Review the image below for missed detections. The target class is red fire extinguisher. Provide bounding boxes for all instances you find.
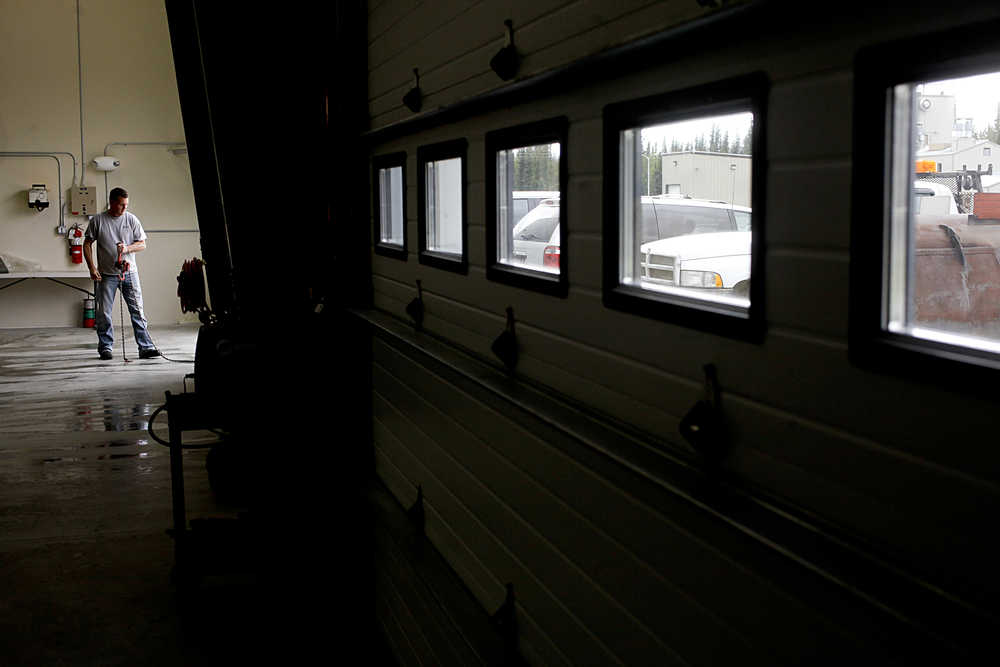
[68,225,84,264]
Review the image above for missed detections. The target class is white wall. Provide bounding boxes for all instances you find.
[0,0,200,327]
[915,93,956,146]
[661,153,752,206]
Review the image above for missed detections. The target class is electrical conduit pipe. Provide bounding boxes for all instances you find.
[0,153,65,230]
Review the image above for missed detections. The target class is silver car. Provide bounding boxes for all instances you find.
[511,191,560,226]
[512,201,560,273]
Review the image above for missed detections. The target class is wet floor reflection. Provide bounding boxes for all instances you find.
[39,438,154,465]
[64,398,156,432]
[98,398,152,432]
[35,441,170,481]
[12,395,184,484]
[41,450,150,462]
[0,397,163,433]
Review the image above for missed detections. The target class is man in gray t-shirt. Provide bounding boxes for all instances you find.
[83,187,160,360]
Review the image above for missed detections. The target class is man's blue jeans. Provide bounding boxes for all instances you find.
[95,272,155,352]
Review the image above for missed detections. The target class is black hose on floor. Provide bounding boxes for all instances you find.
[118,275,195,364]
[147,403,223,449]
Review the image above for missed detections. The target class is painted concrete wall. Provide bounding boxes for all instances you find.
[0,0,200,328]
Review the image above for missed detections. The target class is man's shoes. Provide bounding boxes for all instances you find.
[99,349,113,360]
[138,348,161,359]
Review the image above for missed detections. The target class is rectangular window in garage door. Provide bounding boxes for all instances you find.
[372,152,407,260]
[485,117,568,296]
[418,139,468,274]
[603,73,767,341]
[852,21,1000,380]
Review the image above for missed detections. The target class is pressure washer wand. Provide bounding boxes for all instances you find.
[117,244,131,364]
[112,246,194,364]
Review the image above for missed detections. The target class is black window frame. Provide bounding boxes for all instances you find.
[372,151,408,261]
[602,72,768,342]
[417,138,468,274]
[485,117,569,297]
[851,20,1000,386]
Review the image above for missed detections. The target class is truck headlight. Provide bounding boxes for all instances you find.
[679,270,723,288]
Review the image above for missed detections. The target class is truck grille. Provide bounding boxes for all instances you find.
[641,253,675,284]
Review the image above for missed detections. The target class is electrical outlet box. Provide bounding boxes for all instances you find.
[28,184,49,210]
[71,186,97,215]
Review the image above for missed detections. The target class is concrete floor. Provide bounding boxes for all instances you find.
[0,323,394,665]
[0,324,263,665]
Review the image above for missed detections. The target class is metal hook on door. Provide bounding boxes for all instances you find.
[405,280,425,331]
[402,68,422,112]
[678,363,729,466]
[491,306,518,371]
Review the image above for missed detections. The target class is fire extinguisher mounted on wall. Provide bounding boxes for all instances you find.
[67,224,84,264]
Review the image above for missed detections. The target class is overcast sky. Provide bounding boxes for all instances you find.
[920,71,1000,131]
[640,112,753,152]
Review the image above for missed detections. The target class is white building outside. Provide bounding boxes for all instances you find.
[915,91,1000,174]
[917,137,999,174]
[659,152,752,207]
[915,93,958,147]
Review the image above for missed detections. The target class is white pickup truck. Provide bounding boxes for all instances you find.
[640,231,751,295]
[638,198,753,298]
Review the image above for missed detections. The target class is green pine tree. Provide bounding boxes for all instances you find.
[541,143,557,190]
[976,120,1000,145]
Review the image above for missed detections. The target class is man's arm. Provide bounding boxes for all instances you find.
[120,239,146,253]
[83,239,101,281]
